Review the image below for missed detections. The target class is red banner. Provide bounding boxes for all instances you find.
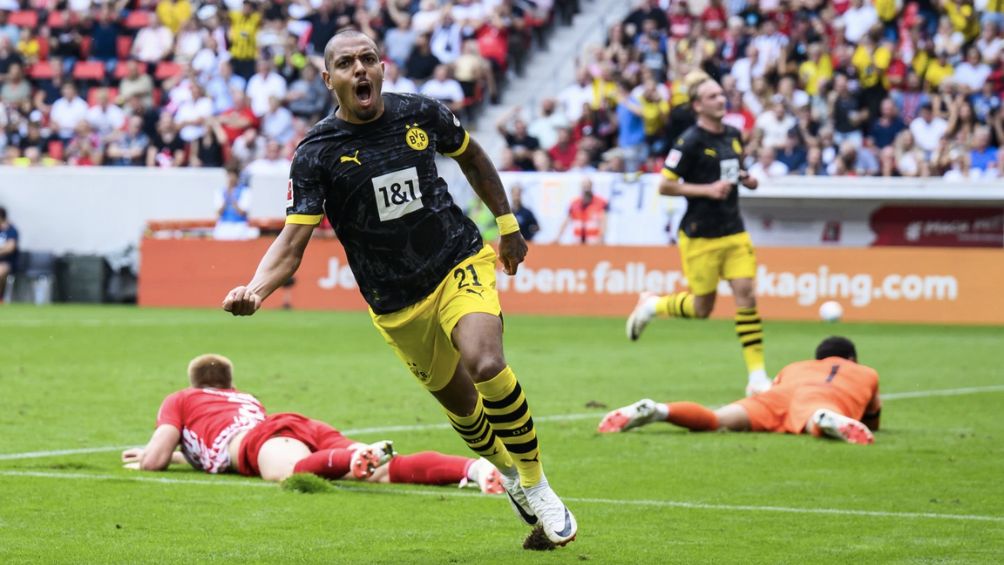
[870,206,1004,247]
[139,239,1004,324]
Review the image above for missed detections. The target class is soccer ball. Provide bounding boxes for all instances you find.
[818,301,843,323]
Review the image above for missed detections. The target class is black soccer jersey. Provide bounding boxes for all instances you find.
[286,92,484,314]
[662,124,746,239]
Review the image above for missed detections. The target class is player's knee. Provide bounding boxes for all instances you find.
[467,355,507,383]
[693,301,714,318]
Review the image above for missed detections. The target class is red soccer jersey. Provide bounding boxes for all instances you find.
[156,388,266,474]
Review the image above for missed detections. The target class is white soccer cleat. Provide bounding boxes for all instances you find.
[461,458,504,494]
[745,370,773,397]
[501,472,538,526]
[597,399,660,433]
[812,409,874,445]
[626,292,659,341]
[522,475,577,546]
[350,440,395,479]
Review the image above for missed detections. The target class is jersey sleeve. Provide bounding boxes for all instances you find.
[431,98,470,158]
[285,147,326,226]
[155,391,185,430]
[662,134,696,181]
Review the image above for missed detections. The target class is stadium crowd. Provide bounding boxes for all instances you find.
[495,0,1004,180]
[0,0,571,169]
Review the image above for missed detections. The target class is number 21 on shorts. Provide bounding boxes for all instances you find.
[372,166,424,221]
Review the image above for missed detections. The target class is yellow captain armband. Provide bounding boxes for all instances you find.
[496,213,520,236]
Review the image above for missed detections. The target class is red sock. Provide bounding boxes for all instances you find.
[292,448,354,479]
[387,452,471,485]
[666,402,719,431]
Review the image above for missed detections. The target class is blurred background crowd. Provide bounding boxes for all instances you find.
[1,0,1003,181]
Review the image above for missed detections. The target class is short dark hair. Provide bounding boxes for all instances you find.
[188,354,234,389]
[815,336,857,361]
[323,29,378,72]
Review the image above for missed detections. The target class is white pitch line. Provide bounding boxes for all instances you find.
[1,469,1001,524]
[2,384,1002,462]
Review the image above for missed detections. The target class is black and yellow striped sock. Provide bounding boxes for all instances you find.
[655,292,696,318]
[735,306,765,375]
[446,396,514,473]
[476,366,542,487]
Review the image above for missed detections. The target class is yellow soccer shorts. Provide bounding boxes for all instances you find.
[369,244,502,392]
[677,231,757,296]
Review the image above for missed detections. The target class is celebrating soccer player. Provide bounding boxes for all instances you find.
[122,354,504,493]
[221,31,576,546]
[599,336,881,445]
[626,73,771,397]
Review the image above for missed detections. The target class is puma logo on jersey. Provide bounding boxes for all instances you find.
[340,150,362,166]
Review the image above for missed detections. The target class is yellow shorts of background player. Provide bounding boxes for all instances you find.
[370,244,502,392]
[677,231,757,296]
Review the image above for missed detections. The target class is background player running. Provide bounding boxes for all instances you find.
[221,30,576,545]
[122,354,504,493]
[626,75,771,397]
[599,337,881,445]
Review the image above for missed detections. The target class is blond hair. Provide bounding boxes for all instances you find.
[187,354,234,389]
[685,71,714,104]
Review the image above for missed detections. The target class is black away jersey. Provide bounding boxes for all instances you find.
[286,92,484,313]
[662,124,746,238]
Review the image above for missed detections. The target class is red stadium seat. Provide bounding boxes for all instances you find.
[113,60,146,79]
[28,61,56,80]
[116,36,134,60]
[47,10,70,29]
[154,61,182,80]
[72,60,106,81]
[79,36,92,59]
[124,10,151,29]
[10,11,39,28]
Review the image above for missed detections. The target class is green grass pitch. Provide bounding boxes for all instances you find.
[1,305,1002,563]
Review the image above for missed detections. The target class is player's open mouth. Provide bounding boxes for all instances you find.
[356,81,373,106]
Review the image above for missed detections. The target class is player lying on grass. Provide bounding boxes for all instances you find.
[598,336,882,445]
[121,354,503,493]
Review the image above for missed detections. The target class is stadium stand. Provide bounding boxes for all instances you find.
[0,0,572,169]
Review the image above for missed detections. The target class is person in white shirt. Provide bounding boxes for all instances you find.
[730,44,764,93]
[748,146,790,182]
[50,83,90,141]
[976,22,1004,64]
[85,87,126,137]
[246,58,288,117]
[382,61,417,94]
[841,0,878,44]
[175,83,215,143]
[419,64,465,112]
[411,0,442,34]
[244,139,291,179]
[132,14,174,63]
[953,47,992,92]
[430,13,463,65]
[750,20,788,70]
[755,99,797,149]
[909,102,949,156]
[558,68,593,123]
[261,96,294,144]
[527,98,569,150]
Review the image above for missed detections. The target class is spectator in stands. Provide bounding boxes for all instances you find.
[892,130,929,177]
[976,22,1004,63]
[510,184,540,242]
[756,97,797,149]
[214,163,257,241]
[88,5,120,74]
[910,101,949,157]
[453,39,493,110]
[777,130,808,173]
[229,1,263,79]
[0,36,21,82]
[954,46,992,92]
[262,96,294,144]
[286,63,329,120]
[383,7,417,69]
[105,116,150,167]
[245,138,290,179]
[381,61,417,94]
[86,88,126,138]
[554,177,608,245]
[802,144,828,176]
[405,33,440,83]
[430,10,463,65]
[528,99,569,151]
[1,62,29,106]
[308,0,353,56]
[66,122,102,166]
[841,0,879,43]
[419,64,465,113]
[205,60,246,114]
[157,0,193,35]
[532,149,555,172]
[497,106,540,171]
[50,82,88,142]
[0,205,17,299]
[188,118,227,168]
[829,73,866,147]
[15,27,39,66]
[749,146,790,181]
[411,0,443,35]
[118,59,154,107]
[971,81,1001,124]
[147,114,186,167]
[869,98,907,149]
[968,126,1001,177]
[615,82,647,171]
[558,68,594,123]
[175,83,214,144]
[549,127,579,171]
[16,117,47,158]
[246,58,287,118]
[132,13,174,64]
[230,127,264,166]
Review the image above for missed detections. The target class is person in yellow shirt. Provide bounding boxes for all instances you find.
[229,1,264,80]
[799,43,833,97]
[923,50,955,91]
[156,0,193,35]
[943,0,980,44]
[852,36,892,90]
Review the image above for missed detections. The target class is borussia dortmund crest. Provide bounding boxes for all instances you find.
[405,124,429,150]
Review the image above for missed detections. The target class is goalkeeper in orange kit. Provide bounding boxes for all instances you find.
[598,337,882,445]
